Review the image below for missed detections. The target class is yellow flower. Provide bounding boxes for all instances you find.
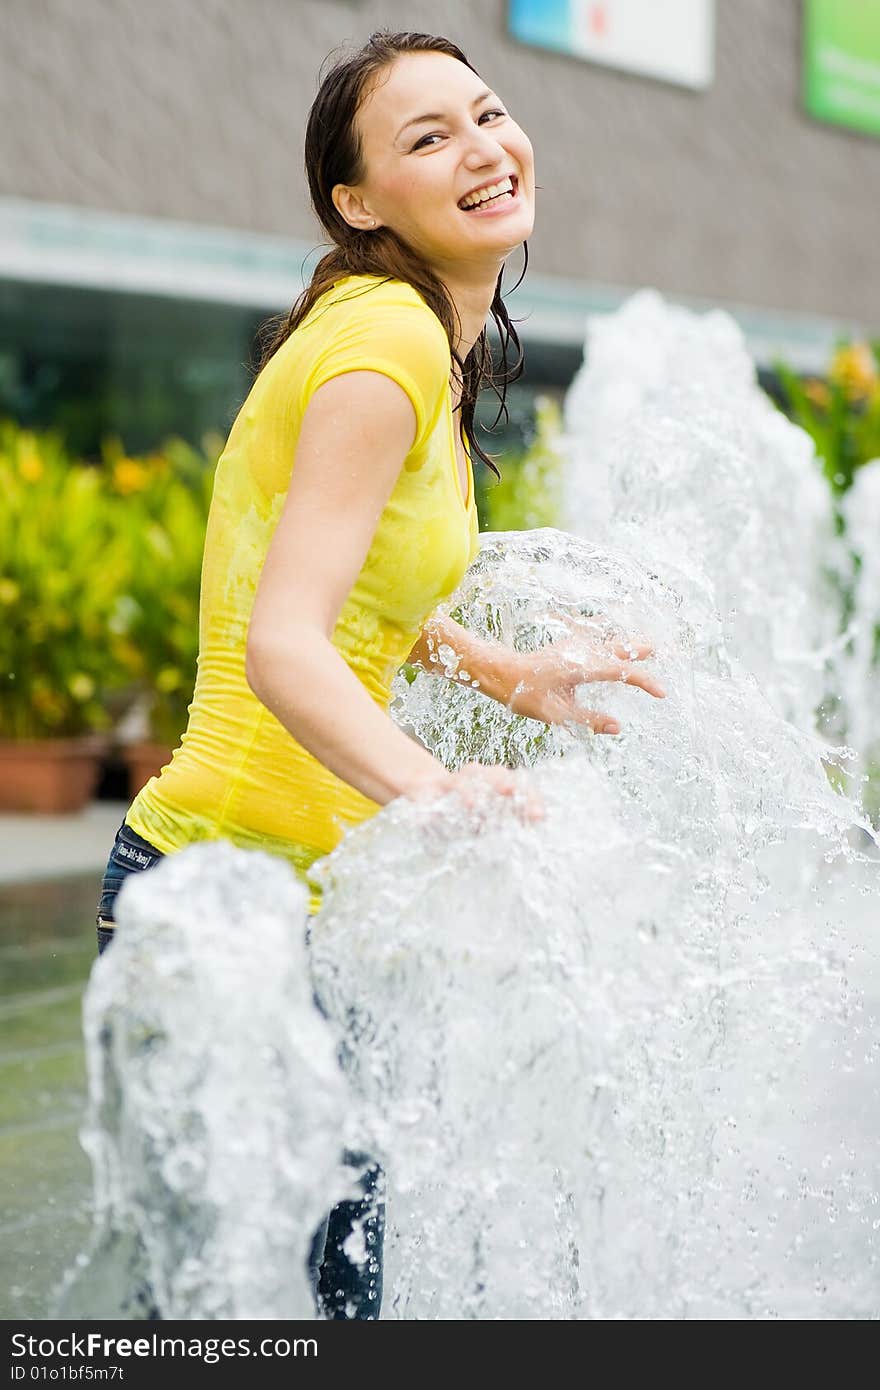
[18,438,44,483]
[68,672,96,702]
[0,579,20,605]
[829,342,878,403]
[112,458,150,495]
[804,378,831,410]
[155,665,182,693]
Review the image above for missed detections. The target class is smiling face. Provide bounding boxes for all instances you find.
[332,50,535,271]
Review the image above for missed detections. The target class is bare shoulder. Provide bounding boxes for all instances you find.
[249,365,420,649]
[300,367,421,467]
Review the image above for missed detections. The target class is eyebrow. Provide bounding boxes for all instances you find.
[395,89,495,142]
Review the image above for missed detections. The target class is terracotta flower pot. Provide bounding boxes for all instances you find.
[0,736,106,814]
[123,741,173,798]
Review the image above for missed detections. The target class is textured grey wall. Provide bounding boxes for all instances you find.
[3,0,878,324]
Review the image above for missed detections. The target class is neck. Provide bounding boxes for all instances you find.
[434,260,503,374]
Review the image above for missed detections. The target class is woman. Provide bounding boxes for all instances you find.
[95,30,665,1320]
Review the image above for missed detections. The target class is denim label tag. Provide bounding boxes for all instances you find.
[116,841,155,868]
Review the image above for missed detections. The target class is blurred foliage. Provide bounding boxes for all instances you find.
[0,422,133,739]
[476,394,565,533]
[0,419,218,744]
[774,338,880,820]
[100,432,220,747]
[774,338,880,499]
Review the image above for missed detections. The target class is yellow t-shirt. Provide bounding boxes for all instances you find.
[126,273,480,914]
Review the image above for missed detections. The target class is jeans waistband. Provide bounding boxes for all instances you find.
[97,820,164,930]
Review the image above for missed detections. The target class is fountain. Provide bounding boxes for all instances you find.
[62,292,880,1319]
[54,844,351,1320]
[837,459,880,823]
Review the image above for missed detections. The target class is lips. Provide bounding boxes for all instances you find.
[458,174,519,213]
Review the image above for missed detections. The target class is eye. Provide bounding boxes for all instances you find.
[412,109,508,151]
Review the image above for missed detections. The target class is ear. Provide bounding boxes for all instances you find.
[332,184,379,232]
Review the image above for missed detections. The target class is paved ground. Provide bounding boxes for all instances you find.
[0,802,127,1317]
[0,802,127,886]
[0,871,99,1319]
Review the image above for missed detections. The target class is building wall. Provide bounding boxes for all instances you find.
[2,0,879,327]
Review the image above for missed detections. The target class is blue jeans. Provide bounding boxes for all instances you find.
[96,819,385,1319]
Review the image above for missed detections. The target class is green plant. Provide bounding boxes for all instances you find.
[774,339,880,499]
[106,434,219,747]
[0,420,132,739]
[774,340,880,821]
[478,395,565,532]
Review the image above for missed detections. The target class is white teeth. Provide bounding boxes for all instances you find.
[459,177,515,210]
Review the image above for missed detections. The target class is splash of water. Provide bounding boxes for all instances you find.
[312,536,877,1318]
[55,844,351,1320]
[558,289,840,733]
[308,293,879,1318]
[836,459,880,820]
[64,292,880,1320]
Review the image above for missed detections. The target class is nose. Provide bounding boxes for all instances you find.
[463,122,510,167]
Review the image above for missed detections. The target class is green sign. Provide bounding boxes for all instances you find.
[804,0,880,138]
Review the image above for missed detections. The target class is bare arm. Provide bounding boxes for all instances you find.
[407,616,514,701]
[246,369,452,806]
[408,614,666,734]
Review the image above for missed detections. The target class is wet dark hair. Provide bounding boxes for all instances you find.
[255,29,528,479]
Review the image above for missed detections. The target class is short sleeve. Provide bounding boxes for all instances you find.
[297,286,451,455]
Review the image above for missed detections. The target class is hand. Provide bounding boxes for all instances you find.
[402,761,545,822]
[503,622,666,735]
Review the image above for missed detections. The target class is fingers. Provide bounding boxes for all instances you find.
[541,698,621,735]
[572,656,671,732]
[519,791,546,821]
[572,708,620,735]
[617,662,666,698]
[450,764,545,822]
[557,615,655,661]
[554,624,662,687]
[592,659,666,698]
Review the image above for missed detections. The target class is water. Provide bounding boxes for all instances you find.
[313,538,877,1318]
[62,291,880,1319]
[558,289,839,734]
[837,460,880,818]
[54,847,351,1320]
